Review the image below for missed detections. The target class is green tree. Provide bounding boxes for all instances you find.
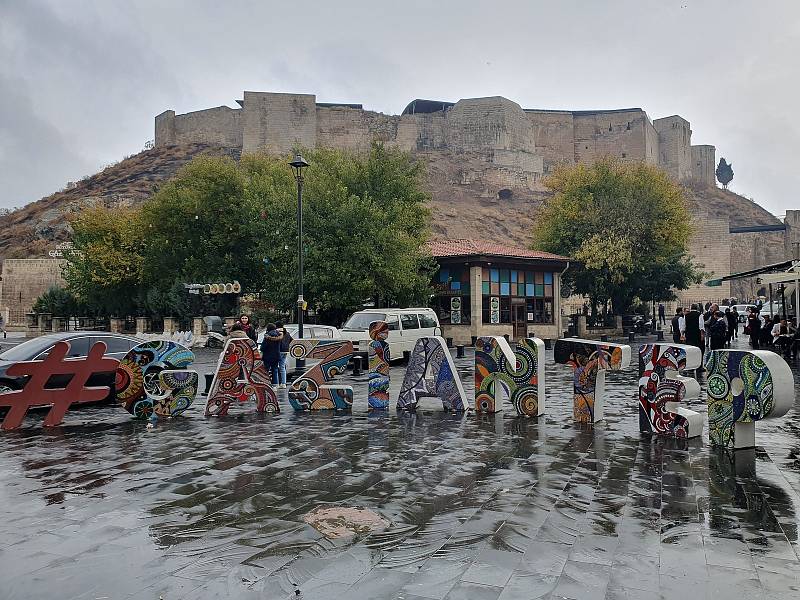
[716,158,734,189]
[64,144,434,324]
[32,287,81,316]
[532,158,703,314]
[63,206,145,316]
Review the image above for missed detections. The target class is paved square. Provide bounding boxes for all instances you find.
[1,338,799,599]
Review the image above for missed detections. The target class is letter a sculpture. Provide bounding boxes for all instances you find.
[554,338,631,423]
[205,337,279,416]
[638,343,703,438]
[474,336,545,416]
[704,349,793,449]
[368,321,390,410]
[398,337,467,411]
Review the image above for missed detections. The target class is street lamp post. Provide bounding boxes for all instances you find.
[289,154,309,369]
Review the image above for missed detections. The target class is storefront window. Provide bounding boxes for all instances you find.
[482,267,555,324]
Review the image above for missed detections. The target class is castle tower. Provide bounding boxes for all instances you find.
[690,144,716,187]
[653,115,692,181]
[241,91,317,153]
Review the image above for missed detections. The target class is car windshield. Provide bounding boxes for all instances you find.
[342,312,386,331]
[0,336,63,362]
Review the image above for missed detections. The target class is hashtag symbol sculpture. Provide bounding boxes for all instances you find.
[0,341,119,430]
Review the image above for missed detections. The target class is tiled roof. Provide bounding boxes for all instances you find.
[426,239,569,262]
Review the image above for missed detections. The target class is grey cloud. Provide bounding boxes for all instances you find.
[1,0,799,215]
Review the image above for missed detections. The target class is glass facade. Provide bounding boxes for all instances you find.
[433,266,471,325]
[480,267,554,324]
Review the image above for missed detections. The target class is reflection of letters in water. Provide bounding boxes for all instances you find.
[638,343,703,438]
[554,338,631,423]
[704,349,794,450]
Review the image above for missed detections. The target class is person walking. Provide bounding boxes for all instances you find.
[724,308,737,346]
[237,314,258,343]
[0,313,6,339]
[658,303,666,327]
[730,307,739,339]
[760,314,773,348]
[747,308,761,349]
[275,321,293,389]
[709,311,728,351]
[680,303,705,370]
[671,308,683,344]
[259,322,283,385]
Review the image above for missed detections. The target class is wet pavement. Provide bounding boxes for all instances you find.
[1,336,800,599]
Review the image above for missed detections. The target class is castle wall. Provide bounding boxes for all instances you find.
[524,111,574,174]
[644,118,659,166]
[654,116,692,181]
[677,214,731,305]
[729,230,787,300]
[444,97,536,154]
[784,210,800,260]
[573,110,650,165]
[316,106,407,152]
[0,259,66,326]
[241,92,317,154]
[691,145,716,187]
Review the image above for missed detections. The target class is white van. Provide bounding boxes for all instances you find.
[339,308,441,361]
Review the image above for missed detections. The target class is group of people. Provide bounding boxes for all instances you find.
[227,314,294,388]
[670,302,798,363]
[745,308,798,358]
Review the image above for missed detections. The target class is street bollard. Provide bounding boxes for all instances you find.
[503,334,510,342]
[600,334,609,342]
[470,336,477,346]
[656,330,665,341]
[361,356,369,371]
[456,345,465,358]
[628,331,635,343]
[351,358,361,376]
[544,338,552,350]
[446,337,453,348]
[202,372,214,396]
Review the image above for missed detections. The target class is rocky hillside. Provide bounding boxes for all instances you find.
[0,144,781,261]
[0,144,240,260]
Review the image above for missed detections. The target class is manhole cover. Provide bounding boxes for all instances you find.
[303,506,389,539]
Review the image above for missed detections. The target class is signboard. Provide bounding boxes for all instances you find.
[48,242,81,258]
[185,281,242,294]
[450,297,462,324]
[705,279,723,287]
[490,297,500,324]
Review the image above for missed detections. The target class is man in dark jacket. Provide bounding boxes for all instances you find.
[259,323,283,384]
[275,321,294,389]
[709,311,728,350]
[681,304,705,371]
[671,308,683,344]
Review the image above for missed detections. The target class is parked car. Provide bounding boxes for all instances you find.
[339,308,441,361]
[0,332,142,400]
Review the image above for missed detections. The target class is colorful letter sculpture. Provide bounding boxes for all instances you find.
[397,337,468,411]
[205,337,279,416]
[288,339,354,410]
[115,341,198,419]
[553,338,631,423]
[638,344,703,438]
[368,321,390,410]
[475,336,545,416]
[704,349,794,450]
[0,341,119,430]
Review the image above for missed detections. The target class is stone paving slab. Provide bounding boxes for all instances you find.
[0,338,799,599]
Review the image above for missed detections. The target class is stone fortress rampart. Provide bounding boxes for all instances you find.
[155,92,718,188]
[155,91,798,306]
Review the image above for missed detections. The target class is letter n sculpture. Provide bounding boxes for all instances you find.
[638,344,703,438]
[704,349,794,450]
[397,337,467,411]
[368,321,390,410]
[288,339,354,410]
[474,336,545,416]
[554,338,631,423]
[205,337,279,416]
[116,341,198,419]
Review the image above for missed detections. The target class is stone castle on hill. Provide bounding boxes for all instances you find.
[155,91,716,188]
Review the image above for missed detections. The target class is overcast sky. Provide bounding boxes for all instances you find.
[1,0,798,216]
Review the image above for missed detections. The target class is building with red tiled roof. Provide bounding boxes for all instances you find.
[426,239,570,343]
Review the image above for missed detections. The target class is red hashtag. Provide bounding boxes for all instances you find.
[0,341,119,430]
